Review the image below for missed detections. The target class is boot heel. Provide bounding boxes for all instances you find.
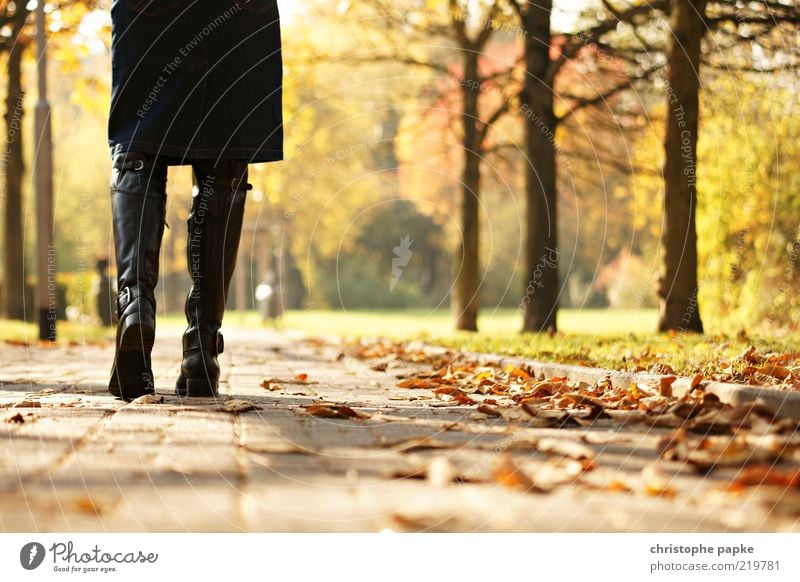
[119,318,155,352]
[180,378,218,398]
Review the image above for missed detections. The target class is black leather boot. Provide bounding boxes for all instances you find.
[108,152,168,400]
[176,160,250,398]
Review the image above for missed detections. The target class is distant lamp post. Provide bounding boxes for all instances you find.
[35,0,55,341]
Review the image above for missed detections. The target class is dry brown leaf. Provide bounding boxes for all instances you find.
[528,381,561,397]
[554,396,575,409]
[476,403,501,417]
[641,464,677,498]
[263,376,319,385]
[758,365,791,381]
[492,454,546,492]
[662,434,776,469]
[658,375,676,397]
[536,438,594,460]
[304,403,368,419]
[260,378,283,391]
[388,436,455,453]
[131,394,164,405]
[640,413,685,428]
[535,457,588,486]
[12,400,42,408]
[728,464,800,489]
[5,413,26,424]
[741,346,764,364]
[397,378,438,389]
[433,386,476,405]
[505,365,531,380]
[74,497,105,515]
[219,399,259,414]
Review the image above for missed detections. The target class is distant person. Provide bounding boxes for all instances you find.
[107,1,283,400]
[96,257,113,327]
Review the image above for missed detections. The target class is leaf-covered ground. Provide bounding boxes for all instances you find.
[327,337,800,497]
[428,332,800,390]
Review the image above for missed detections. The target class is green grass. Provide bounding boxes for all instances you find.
[265,308,798,378]
[0,319,115,344]
[0,308,657,343]
[3,308,797,379]
[276,307,658,337]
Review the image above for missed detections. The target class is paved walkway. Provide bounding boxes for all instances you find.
[1,328,798,532]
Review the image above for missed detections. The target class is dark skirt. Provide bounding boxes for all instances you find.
[108,0,283,163]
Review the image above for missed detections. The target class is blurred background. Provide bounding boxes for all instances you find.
[1,0,799,341]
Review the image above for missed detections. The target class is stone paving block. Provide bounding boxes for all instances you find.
[105,479,242,532]
[154,444,240,478]
[0,483,124,532]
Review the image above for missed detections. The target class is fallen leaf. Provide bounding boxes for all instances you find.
[741,346,763,364]
[642,464,677,498]
[295,373,309,382]
[304,403,368,419]
[536,438,595,460]
[535,457,588,486]
[492,454,546,492]
[758,365,791,381]
[263,376,319,385]
[505,365,531,380]
[5,413,25,424]
[260,379,283,391]
[476,403,501,417]
[661,433,776,469]
[658,375,676,397]
[12,400,42,408]
[131,394,164,405]
[74,497,105,515]
[397,378,438,389]
[219,399,259,414]
[387,436,455,453]
[433,386,476,405]
[728,464,800,489]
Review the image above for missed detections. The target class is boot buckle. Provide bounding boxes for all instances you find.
[116,286,151,316]
[116,287,132,316]
[215,332,225,355]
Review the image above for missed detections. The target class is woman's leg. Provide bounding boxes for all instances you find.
[108,151,168,400]
[177,159,249,397]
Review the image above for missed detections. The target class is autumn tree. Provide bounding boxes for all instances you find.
[327,0,517,330]
[656,0,800,332]
[1,1,30,320]
[507,0,668,332]
[1,0,100,320]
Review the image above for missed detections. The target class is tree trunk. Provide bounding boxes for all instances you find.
[521,0,559,333]
[3,38,27,321]
[454,54,481,331]
[658,0,706,333]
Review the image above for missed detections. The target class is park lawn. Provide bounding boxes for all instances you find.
[273,308,800,380]
[2,308,798,380]
[0,319,114,344]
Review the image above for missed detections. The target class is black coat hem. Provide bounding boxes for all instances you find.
[109,141,283,165]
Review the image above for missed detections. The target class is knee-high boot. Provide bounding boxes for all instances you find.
[108,152,168,399]
[176,160,249,397]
